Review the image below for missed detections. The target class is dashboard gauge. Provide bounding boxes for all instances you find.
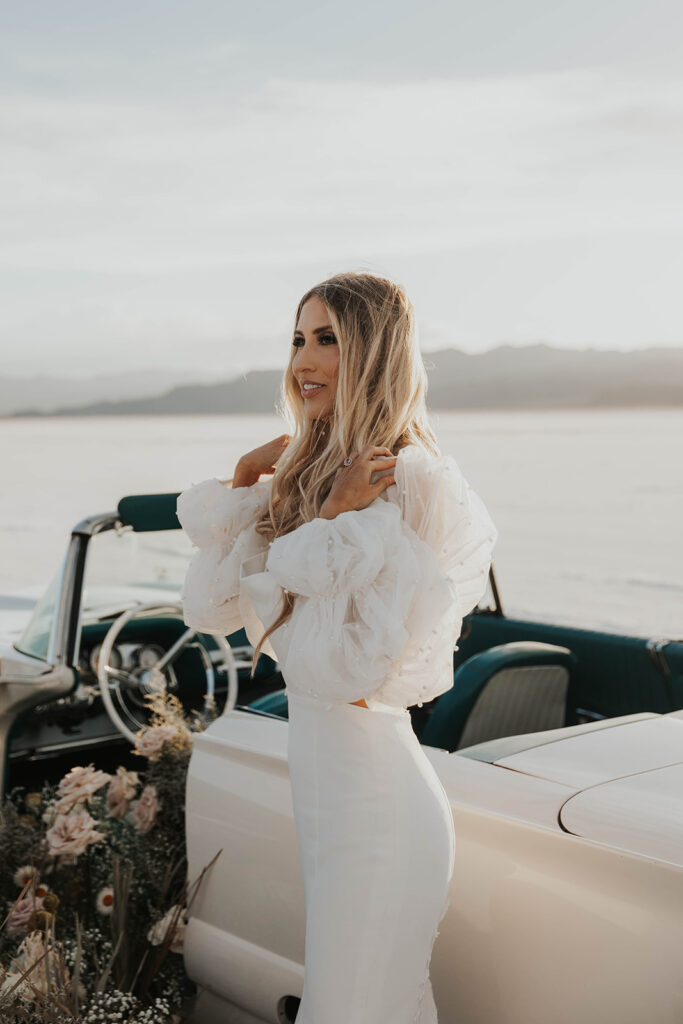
[89,643,123,675]
[136,644,164,670]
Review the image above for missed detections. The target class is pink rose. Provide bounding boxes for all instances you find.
[106,766,140,820]
[53,764,112,815]
[45,808,105,860]
[131,784,160,834]
[134,724,183,761]
[6,895,44,936]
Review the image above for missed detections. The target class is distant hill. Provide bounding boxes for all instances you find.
[420,343,683,409]
[8,343,683,417]
[0,368,218,418]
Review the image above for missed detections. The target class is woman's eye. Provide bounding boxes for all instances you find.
[292,334,337,347]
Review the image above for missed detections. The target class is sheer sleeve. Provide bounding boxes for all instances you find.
[176,477,271,636]
[371,444,499,706]
[264,444,498,707]
[389,443,498,624]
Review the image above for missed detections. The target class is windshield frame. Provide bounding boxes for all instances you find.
[15,507,195,667]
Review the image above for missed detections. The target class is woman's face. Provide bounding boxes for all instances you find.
[292,295,340,420]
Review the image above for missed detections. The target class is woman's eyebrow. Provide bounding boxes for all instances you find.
[293,325,333,336]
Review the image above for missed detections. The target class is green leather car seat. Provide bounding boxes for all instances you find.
[420,640,578,751]
[249,688,290,718]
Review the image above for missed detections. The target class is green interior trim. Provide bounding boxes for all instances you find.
[117,492,183,533]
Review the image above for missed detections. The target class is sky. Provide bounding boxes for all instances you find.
[2,0,682,380]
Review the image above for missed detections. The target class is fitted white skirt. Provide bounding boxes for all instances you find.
[286,690,456,1024]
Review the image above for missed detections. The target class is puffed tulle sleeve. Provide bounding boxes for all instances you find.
[388,443,499,629]
[371,443,499,706]
[264,444,498,707]
[176,477,272,636]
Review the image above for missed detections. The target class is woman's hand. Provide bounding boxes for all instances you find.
[229,433,291,488]
[319,445,397,518]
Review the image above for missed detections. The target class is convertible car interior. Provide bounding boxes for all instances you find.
[3,488,682,800]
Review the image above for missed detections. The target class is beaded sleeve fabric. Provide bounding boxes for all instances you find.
[176,444,498,708]
[176,477,272,638]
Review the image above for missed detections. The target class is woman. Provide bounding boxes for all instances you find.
[176,271,498,1023]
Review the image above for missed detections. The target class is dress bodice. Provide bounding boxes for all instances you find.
[176,443,498,709]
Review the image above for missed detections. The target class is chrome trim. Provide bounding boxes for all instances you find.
[222,643,256,670]
[9,731,126,759]
[48,511,121,670]
[488,565,504,616]
[71,510,122,538]
[45,545,69,667]
[646,637,677,677]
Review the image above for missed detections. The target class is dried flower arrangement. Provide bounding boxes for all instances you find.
[0,690,221,1023]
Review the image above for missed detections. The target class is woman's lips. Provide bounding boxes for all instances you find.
[301,384,326,397]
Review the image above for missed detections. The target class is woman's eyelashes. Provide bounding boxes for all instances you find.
[292,333,337,347]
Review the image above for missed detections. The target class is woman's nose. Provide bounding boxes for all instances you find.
[293,348,318,373]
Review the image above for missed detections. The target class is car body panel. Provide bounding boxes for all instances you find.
[493,714,683,787]
[560,762,683,868]
[184,708,683,1024]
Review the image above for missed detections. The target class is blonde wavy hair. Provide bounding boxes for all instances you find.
[248,270,440,675]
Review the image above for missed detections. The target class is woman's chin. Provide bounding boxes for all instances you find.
[305,405,333,422]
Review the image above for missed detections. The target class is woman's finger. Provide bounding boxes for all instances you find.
[368,454,397,467]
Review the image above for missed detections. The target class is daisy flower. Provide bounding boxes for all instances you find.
[96,886,114,915]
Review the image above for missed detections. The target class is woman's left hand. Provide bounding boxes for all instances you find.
[319,445,397,519]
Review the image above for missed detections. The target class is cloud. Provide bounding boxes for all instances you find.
[1,64,682,369]
[3,68,682,264]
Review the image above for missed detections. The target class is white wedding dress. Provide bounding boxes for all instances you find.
[177,443,498,1023]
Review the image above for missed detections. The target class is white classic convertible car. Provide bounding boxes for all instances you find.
[1,486,681,1024]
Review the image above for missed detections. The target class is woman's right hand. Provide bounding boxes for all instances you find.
[230,433,292,488]
[319,445,397,517]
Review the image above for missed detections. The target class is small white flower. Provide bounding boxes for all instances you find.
[13,864,39,888]
[147,904,187,953]
[96,886,114,915]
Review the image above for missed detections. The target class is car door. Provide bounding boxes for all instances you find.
[183,708,305,1021]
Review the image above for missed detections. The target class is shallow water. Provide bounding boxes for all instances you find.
[1,408,681,639]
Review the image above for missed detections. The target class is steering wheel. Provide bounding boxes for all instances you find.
[96,601,242,744]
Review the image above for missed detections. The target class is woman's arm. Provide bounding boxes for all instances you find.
[176,476,272,635]
[228,461,259,488]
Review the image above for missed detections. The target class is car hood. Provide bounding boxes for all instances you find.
[492,713,683,787]
[559,763,683,868]
[493,713,683,868]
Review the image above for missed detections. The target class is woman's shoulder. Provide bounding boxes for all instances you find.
[389,443,468,516]
[394,442,464,480]
[388,442,497,555]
